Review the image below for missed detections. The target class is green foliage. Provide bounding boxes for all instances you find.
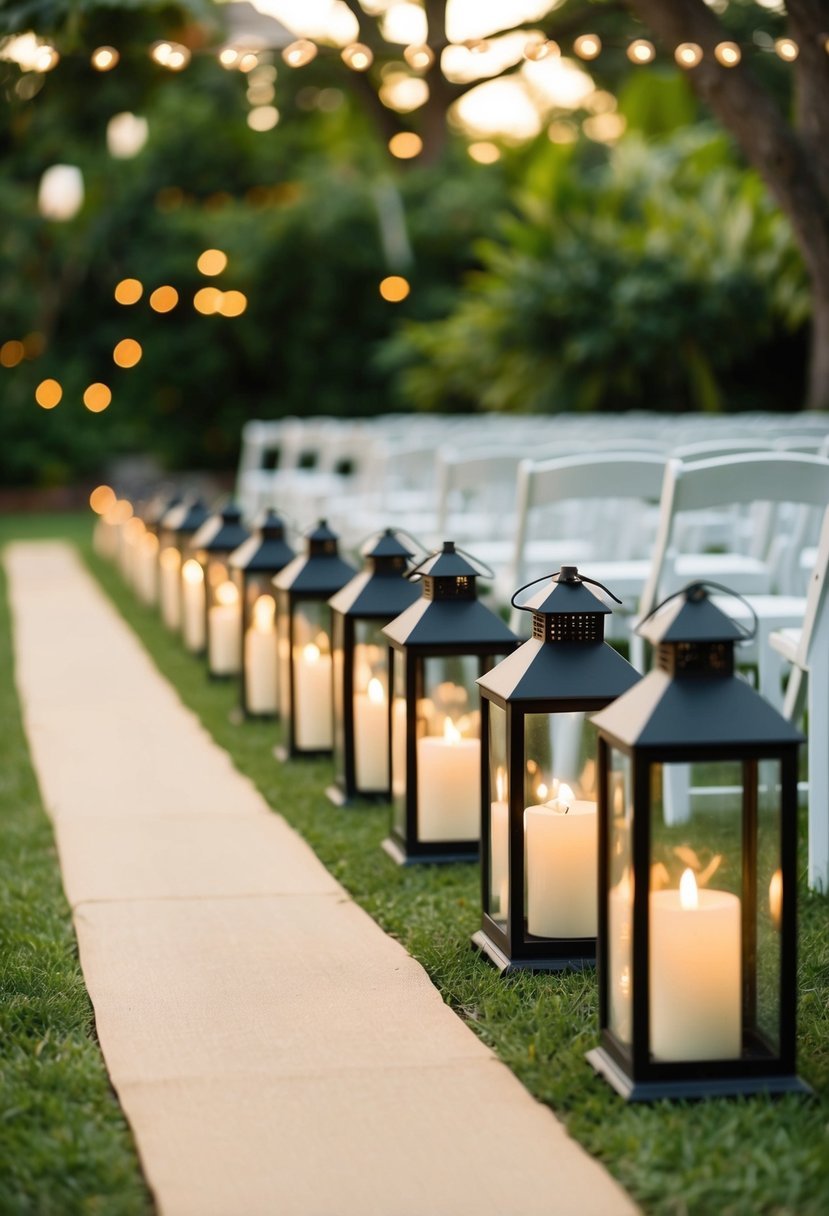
[384,131,809,415]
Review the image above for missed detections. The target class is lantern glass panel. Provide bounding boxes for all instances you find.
[757,762,783,1052]
[291,600,334,751]
[242,577,279,715]
[418,655,481,843]
[487,703,508,923]
[607,746,633,1048]
[352,621,390,793]
[332,613,346,780]
[391,653,410,837]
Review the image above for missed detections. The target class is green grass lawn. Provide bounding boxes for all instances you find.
[2,511,829,1216]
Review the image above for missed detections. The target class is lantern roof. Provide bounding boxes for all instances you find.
[415,540,481,580]
[638,583,746,647]
[229,510,294,573]
[478,635,638,704]
[142,490,181,529]
[329,529,419,617]
[591,666,803,750]
[521,566,613,617]
[383,596,517,650]
[191,501,250,554]
[163,497,210,535]
[273,519,356,595]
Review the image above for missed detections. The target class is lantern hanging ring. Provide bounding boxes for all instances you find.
[510,567,623,612]
[638,580,758,643]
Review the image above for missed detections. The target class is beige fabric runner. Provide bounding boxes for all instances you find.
[6,541,637,1216]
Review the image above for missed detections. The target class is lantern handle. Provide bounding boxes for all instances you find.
[406,545,496,582]
[637,581,758,643]
[510,569,623,612]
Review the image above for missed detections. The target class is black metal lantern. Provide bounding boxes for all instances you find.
[381,541,518,865]
[327,529,420,806]
[132,491,180,608]
[228,510,295,718]
[189,502,251,676]
[272,520,357,759]
[587,583,809,1101]
[157,497,210,633]
[473,567,640,973]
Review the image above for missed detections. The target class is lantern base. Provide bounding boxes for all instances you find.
[586,1047,813,1102]
[381,836,477,867]
[326,785,390,808]
[273,744,332,763]
[471,930,594,975]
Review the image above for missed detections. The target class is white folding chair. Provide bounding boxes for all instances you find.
[770,505,829,891]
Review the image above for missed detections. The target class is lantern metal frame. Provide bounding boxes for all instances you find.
[382,541,518,866]
[229,510,295,719]
[474,567,640,973]
[272,520,356,760]
[191,502,251,677]
[587,583,810,1101]
[327,529,420,806]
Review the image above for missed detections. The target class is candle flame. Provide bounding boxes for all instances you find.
[367,677,385,705]
[304,642,321,663]
[215,579,239,607]
[537,783,548,802]
[160,546,180,571]
[558,782,575,807]
[495,766,506,802]
[182,558,204,585]
[769,868,783,930]
[252,594,275,631]
[679,867,699,910]
[443,716,461,744]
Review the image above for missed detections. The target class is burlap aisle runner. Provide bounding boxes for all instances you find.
[6,541,637,1216]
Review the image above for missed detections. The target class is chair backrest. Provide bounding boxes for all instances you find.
[788,503,829,676]
[638,452,829,621]
[510,451,668,590]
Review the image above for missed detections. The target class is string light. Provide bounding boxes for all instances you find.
[388,131,423,159]
[379,275,410,302]
[35,378,62,409]
[715,42,741,67]
[342,43,373,71]
[114,278,143,305]
[33,44,59,72]
[113,338,142,368]
[627,40,655,65]
[197,249,228,276]
[151,41,190,70]
[775,38,799,62]
[219,47,239,68]
[149,285,179,313]
[282,40,317,68]
[0,340,25,368]
[194,286,222,314]
[403,44,434,71]
[89,485,116,514]
[573,34,602,61]
[467,141,500,164]
[218,290,247,316]
[91,46,119,71]
[84,382,112,412]
[675,42,703,68]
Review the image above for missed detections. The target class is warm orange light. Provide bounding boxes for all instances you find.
[627,39,655,65]
[219,47,239,68]
[342,43,373,71]
[367,677,386,706]
[113,338,142,368]
[33,45,59,72]
[238,52,259,73]
[35,378,62,409]
[715,41,741,67]
[0,340,24,368]
[573,34,601,60]
[388,131,423,159]
[403,44,434,71]
[149,285,179,313]
[91,46,119,71]
[775,38,799,62]
[197,248,228,276]
[443,716,462,744]
[679,868,699,910]
[152,41,190,70]
[379,275,410,302]
[468,141,500,164]
[218,290,247,317]
[89,484,117,515]
[115,278,143,305]
[182,558,204,585]
[675,42,703,68]
[282,39,317,68]
[194,286,223,315]
[769,869,783,930]
[109,499,133,524]
[524,38,559,62]
[22,331,45,358]
[252,594,276,631]
[84,382,112,412]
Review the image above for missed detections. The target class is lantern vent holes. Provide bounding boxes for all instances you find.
[657,641,734,676]
[534,612,603,643]
[424,574,475,601]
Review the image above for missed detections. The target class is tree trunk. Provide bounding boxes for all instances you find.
[628,0,829,409]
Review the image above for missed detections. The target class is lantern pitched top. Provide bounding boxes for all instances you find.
[329,528,419,617]
[362,527,415,565]
[273,518,356,595]
[522,566,613,617]
[415,540,481,580]
[638,582,747,647]
[229,509,294,574]
[191,500,250,554]
[163,496,210,535]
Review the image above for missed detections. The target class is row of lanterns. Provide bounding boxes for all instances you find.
[94,489,809,1103]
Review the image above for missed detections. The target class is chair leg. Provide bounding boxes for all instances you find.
[807,613,829,893]
[662,762,691,826]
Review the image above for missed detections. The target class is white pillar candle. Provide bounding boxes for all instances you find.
[136,533,159,605]
[294,642,333,749]
[417,717,480,842]
[391,696,408,798]
[525,783,597,938]
[490,767,509,916]
[650,868,741,1061]
[181,559,206,653]
[244,595,278,714]
[208,580,242,675]
[159,547,181,630]
[354,677,389,791]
